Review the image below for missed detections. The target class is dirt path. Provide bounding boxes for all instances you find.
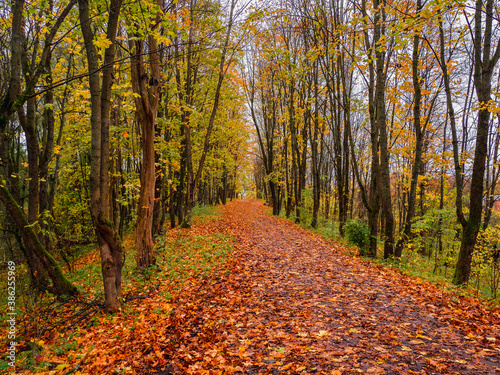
[162,199,500,374]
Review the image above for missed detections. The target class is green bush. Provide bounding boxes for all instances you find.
[344,219,370,255]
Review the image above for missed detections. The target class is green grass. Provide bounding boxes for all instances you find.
[192,204,219,223]
[374,252,453,286]
[278,208,353,248]
[156,232,234,280]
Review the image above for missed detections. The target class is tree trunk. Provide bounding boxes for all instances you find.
[395,0,423,258]
[483,121,499,230]
[310,61,321,229]
[135,112,157,267]
[359,0,380,258]
[454,0,500,284]
[129,26,161,268]
[0,184,76,295]
[79,0,123,311]
[373,0,394,259]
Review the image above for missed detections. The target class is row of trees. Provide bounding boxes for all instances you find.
[0,0,250,310]
[246,0,500,286]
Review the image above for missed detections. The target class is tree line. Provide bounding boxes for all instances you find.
[245,0,500,289]
[0,0,250,311]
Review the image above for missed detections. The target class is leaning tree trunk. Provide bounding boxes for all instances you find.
[0,0,77,296]
[0,185,76,295]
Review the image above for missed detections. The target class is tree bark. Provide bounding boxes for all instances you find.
[0,184,76,295]
[360,0,380,257]
[372,0,394,259]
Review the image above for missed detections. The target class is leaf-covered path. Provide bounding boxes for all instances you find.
[161,199,500,374]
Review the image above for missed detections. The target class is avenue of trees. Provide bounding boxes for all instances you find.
[1,0,500,312]
[246,0,500,291]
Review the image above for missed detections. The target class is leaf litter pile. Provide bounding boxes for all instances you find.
[17,200,500,374]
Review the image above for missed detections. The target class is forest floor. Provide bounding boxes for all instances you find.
[13,199,500,374]
[153,199,500,374]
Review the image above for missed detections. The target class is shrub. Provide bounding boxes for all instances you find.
[344,219,370,255]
